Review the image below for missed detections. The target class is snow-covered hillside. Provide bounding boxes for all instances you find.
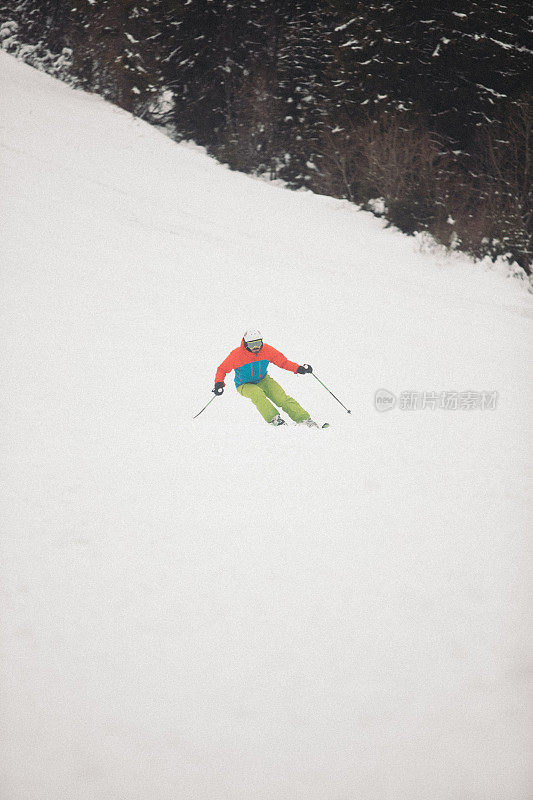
[1,51,532,800]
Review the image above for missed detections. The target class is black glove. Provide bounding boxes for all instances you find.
[296,364,313,374]
[213,382,224,395]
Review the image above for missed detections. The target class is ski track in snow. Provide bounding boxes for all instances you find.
[1,52,532,800]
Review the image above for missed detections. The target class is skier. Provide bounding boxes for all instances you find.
[213,330,319,427]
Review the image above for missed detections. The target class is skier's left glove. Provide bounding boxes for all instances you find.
[296,364,313,374]
[213,382,224,395]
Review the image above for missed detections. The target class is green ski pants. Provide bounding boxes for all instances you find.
[237,374,310,424]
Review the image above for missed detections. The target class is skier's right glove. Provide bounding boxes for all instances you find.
[296,364,313,374]
[213,382,224,395]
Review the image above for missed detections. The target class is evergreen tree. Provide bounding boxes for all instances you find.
[67,1,165,114]
[159,1,267,144]
[274,1,334,185]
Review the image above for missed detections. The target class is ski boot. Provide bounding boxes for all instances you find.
[300,417,320,428]
[269,415,286,426]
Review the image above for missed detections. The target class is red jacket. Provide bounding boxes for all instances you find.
[215,341,299,388]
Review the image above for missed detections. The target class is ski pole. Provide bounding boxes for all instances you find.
[193,394,217,419]
[312,372,351,414]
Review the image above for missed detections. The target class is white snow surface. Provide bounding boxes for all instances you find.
[1,52,532,800]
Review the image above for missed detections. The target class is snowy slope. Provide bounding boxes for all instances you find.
[1,51,532,800]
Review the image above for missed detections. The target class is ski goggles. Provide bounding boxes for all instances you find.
[246,339,263,352]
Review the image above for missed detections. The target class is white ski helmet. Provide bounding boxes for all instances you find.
[243,329,263,352]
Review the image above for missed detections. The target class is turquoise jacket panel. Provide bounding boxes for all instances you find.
[234,359,269,387]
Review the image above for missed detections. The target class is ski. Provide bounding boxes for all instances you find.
[290,421,329,428]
